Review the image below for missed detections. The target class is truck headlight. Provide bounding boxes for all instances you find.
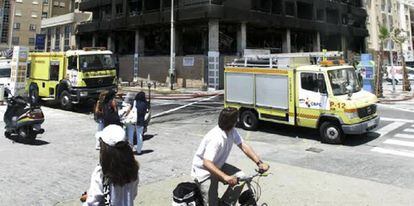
[345,111,359,119]
[80,91,88,97]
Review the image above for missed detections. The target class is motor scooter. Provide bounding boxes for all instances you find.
[3,90,45,141]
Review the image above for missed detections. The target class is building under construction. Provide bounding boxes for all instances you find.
[78,0,368,89]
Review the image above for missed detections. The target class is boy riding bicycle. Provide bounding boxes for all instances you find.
[191,108,269,205]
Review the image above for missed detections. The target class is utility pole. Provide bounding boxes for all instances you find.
[169,0,175,90]
[386,1,396,93]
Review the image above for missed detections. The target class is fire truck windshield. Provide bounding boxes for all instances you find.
[79,54,115,71]
[328,67,361,96]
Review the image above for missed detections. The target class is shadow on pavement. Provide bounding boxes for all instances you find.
[135,149,154,155]
[6,135,50,146]
[343,132,381,146]
[143,134,156,141]
[40,100,94,114]
[244,121,380,146]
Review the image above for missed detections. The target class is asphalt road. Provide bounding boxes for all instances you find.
[0,95,414,205]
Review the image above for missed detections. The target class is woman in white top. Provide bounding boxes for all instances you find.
[83,125,139,206]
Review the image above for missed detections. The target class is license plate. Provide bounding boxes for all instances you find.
[367,119,376,127]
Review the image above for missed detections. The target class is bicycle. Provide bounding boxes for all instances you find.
[220,170,270,206]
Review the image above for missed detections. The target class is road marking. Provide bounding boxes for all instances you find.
[376,122,406,137]
[378,104,414,113]
[394,133,414,139]
[381,117,414,123]
[152,95,220,118]
[384,139,414,147]
[371,147,414,158]
[403,128,414,133]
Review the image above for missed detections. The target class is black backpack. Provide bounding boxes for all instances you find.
[102,102,122,127]
[172,182,203,206]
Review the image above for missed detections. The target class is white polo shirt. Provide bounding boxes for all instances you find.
[191,126,243,182]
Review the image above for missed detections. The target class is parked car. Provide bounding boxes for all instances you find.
[384,66,414,84]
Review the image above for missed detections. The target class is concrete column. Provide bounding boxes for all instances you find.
[282,29,291,53]
[107,34,113,51]
[60,28,64,51]
[133,30,140,82]
[237,22,247,55]
[341,35,347,58]
[208,20,219,52]
[92,33,97,47]
[51,28,56,51]
[208,19,220,90]
[44,33,48,52]
[314,32,321,52]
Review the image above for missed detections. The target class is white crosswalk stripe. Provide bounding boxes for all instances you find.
[383,139,414,148]
[371,121,414,159]
[371,147,414,158]
[394,133,414,139]
[403,128,414,133]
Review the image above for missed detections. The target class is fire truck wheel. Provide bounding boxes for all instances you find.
[320,121,344,144]
[60,90,73,110]
[240,110,258,131]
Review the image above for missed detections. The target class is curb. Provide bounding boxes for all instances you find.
[378,94,414,103]
[119,90,224,100]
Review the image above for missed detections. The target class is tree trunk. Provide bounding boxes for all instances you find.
[401,45,411,91]
[376,43,384,97]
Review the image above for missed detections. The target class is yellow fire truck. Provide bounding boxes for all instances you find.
[27,48,117,110]
[224,52,380,144]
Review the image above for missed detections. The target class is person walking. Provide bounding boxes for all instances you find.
[191,108,269,206]
[94,91,108,150]
[120,92,137,150]
[124,92,147,155]
[82,124,139,206]
[102,91,122,127]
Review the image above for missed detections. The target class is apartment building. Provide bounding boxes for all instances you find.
[41,0,75,18]
[78,0,368,89]
[0,0,11,49]
[366,0,414,62]
[41,0,91,52]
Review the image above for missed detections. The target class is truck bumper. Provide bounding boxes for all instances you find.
[70,85,117,104]
[342,116,380,135]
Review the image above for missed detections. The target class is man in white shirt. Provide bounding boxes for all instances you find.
[191,108,269,205]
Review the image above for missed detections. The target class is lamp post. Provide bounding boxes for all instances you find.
[169,0,175,90]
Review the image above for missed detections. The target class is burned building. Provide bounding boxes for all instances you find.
[78,0,368,89]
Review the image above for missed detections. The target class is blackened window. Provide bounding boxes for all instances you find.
[317,9,324,21]
[297,2,313,20]
[252,0,271,12]
[272,0,282,14]
[326,9,339,24]
[116,4,123,17]
[144,0,160,11]
[129,0,142,16]
[285,2,295,16]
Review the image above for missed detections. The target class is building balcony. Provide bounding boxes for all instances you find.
[79,0,97,11]
[78,20,99,33]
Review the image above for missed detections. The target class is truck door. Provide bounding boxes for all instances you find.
[296,72,328,128]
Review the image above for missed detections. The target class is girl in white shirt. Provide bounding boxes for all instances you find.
[83,125,140,206]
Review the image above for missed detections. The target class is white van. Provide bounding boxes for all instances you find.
[385,66,414,84]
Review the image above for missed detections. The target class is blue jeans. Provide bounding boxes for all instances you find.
[126,124,144,153]
[96,119,104,148]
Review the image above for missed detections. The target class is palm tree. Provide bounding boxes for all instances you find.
[392,28,412,92]
[376,25,389,97]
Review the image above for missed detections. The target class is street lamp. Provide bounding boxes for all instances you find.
[169,0,175,90]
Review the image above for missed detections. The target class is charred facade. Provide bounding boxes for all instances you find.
[78,0,367,89]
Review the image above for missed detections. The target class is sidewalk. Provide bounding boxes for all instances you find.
[56,159,414,206]
[119,85,223,100]
[378,82,414,103]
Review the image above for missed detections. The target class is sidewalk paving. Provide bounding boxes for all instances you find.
[119,85,223,100]
[57,159,414,206]
[378,82,414,103]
